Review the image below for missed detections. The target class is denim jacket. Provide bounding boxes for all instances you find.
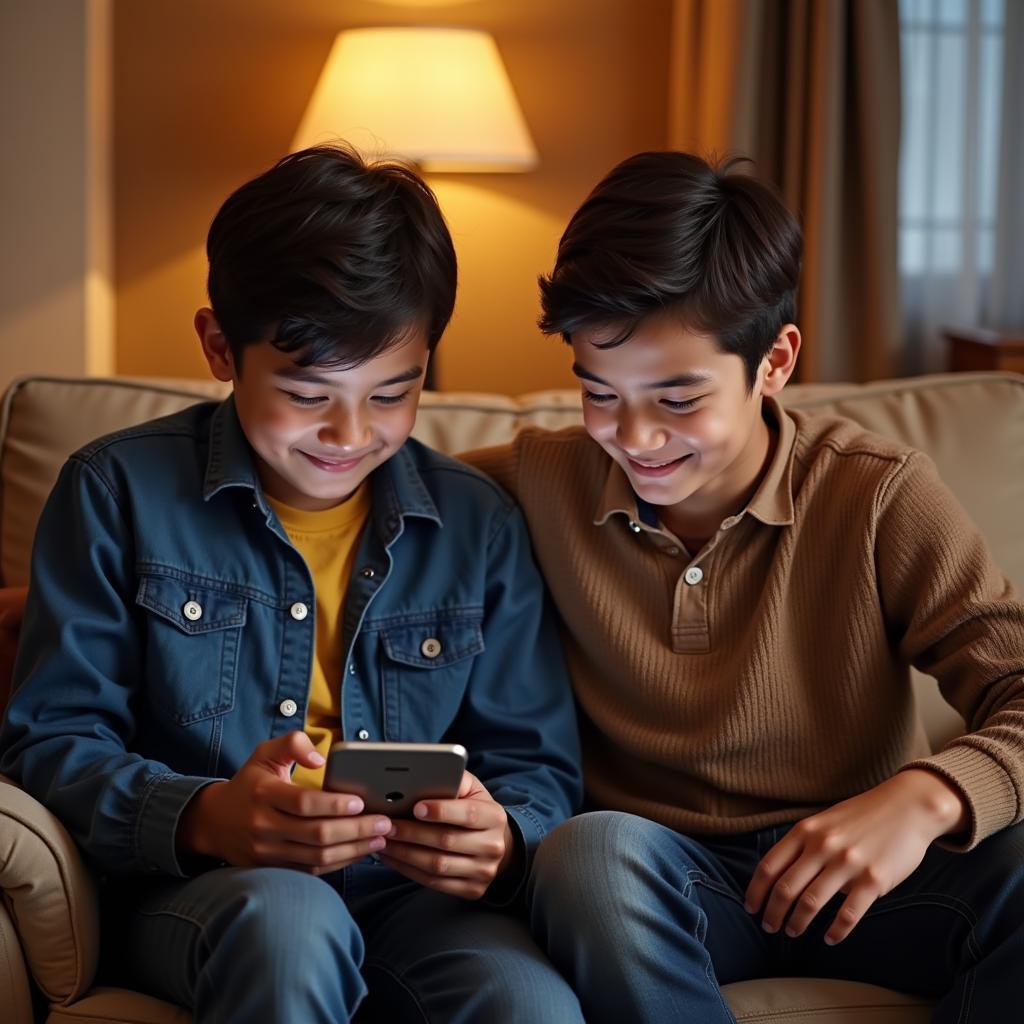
[0,398,581,880]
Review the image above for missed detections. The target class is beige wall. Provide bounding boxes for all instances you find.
[0,0,113,390]
[114,0,671,393]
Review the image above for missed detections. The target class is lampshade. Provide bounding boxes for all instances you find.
[291,27,538,172]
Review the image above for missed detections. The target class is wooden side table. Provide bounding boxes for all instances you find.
[945,327,1024,375]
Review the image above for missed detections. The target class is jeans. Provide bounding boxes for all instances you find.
[100,859,583,1024]
[529,810,1024,1023]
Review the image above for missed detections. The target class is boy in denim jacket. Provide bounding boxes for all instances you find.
[0,146,582,1023]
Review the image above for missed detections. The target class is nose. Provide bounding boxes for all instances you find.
[616,406,668,455]
[318,407,371,452]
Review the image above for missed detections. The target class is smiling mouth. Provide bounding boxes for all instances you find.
[299,451,371,473]
[626,453,693,476]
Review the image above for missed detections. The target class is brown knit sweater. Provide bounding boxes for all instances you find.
[461,397,1024,850]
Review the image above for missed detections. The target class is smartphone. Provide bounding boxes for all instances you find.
[323,741,468,816]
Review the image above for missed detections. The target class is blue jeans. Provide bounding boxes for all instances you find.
[529,811,1024,1023]
[100,860,583,1023]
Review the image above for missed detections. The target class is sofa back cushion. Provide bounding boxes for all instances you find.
[3,372,1021,589]
[0,377,585,587]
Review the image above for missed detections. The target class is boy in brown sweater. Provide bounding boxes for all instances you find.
[462,152,1024,1022]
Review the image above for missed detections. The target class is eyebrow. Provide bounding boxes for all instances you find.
[274,365,424,388]
[571,363,714,390]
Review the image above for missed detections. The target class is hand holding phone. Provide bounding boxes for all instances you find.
[324,741,467,816]
[376,769,517,901]
[177,731,392,874]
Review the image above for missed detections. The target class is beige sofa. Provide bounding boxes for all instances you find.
[2,371,1022,1024]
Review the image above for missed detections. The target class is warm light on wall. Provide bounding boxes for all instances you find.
[291,27,538,172]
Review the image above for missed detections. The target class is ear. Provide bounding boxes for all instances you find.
[195,308,235,383]
[759,324,801,397]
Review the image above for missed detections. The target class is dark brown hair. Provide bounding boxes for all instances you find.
[206,144,457,370]
[539,151,801,387]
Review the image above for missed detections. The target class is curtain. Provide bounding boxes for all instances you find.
[668,0,902,382]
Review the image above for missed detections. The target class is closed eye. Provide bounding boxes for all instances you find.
[662,397,699,411]
[283,391,327,406]
[582,389,616,405]
[372,390,413,406]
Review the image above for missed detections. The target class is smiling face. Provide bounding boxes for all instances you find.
[197,310,429,510]
[572,310,797,539]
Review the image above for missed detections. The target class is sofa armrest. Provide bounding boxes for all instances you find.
[0,898,34,1024]
[0,776,99,1006]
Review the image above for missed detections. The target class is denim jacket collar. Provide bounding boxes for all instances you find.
[203,397,261,502]
[201,396,441,543]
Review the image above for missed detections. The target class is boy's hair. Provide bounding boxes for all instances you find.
[539,151,801,388]
[206,144,457,370]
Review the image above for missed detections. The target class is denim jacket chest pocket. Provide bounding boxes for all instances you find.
[136,572,247,726]
[377,613,485,741]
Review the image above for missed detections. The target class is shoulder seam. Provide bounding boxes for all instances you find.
[793,435,914,472]
[76,424,199,461]
[66,453,132,527]
[873,448,919,522]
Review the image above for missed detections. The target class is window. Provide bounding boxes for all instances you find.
[898,0,1006,369]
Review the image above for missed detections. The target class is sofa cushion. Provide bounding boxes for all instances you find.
[722,977,932,1022]
[45,987,189,1024]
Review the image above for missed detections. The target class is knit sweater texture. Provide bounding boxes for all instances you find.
[461,397,1024,850]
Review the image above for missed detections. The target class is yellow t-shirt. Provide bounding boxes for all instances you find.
[265,484,371,789]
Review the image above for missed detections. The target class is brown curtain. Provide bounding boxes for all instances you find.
[669,0,901,382]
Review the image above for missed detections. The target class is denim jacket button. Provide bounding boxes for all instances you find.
[182,600,203,622]
[279,699,298,717]
[420,637,442,659]
[357,729,370,740]
[289,602,308,621]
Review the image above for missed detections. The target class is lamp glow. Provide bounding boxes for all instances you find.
[292,27,538,172]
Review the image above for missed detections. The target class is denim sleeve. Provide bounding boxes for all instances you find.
[453,501,582,900]
[0,457,210,878]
